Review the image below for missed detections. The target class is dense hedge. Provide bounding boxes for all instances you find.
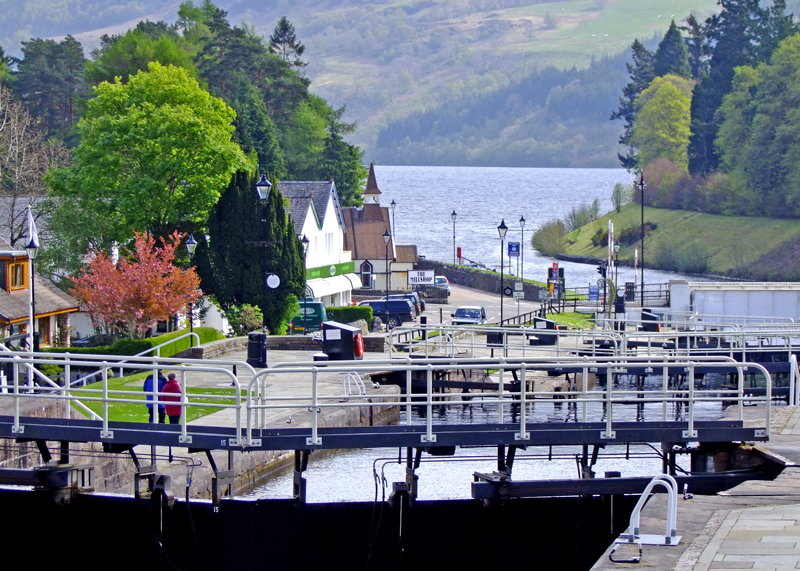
[325,306,373,324]
[44,327,225,357]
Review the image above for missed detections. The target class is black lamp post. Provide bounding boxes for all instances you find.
[451,210,457,265]
[638,173,646,306]
[383,229,391,303]
[301,234,310,335]
[390,199,397,234]
[185,234,197,347]
[519,215,525,280]
[613,240,620,286]
[498,219,508,325]
[255,173,272,367]
[25,236,38,351]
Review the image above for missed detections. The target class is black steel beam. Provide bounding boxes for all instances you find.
[471,471,771,499]
[0,416,766,453]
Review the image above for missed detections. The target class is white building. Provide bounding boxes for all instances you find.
[279,180,361,306]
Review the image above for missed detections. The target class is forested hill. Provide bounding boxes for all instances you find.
[373,52,632,167]
[9,0,794,166]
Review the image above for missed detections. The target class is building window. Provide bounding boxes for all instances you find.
[360,261,373,288]
[9,262,26,290]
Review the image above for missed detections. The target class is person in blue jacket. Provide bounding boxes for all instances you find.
[143,370,167,423]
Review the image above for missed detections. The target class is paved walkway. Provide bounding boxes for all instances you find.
[594,405,800,571]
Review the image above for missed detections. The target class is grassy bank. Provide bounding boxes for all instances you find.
[563,203,800,279]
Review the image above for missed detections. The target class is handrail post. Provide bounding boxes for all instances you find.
[498,357,505,423]
[64,352,71,419]
[12,358,22,434]
[100,363,113,439]
[179,368,191,444]
[581,357,589,422]
[307,367,321,446]
[517,364,529,441]
[405,358,412,426]
[602,365,614,439]
[683,363,697,438]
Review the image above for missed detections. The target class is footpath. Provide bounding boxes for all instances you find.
[592,405,800,571]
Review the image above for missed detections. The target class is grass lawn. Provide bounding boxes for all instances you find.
[565,203,800,275]
[546,312,595,330]
[70,371,238,423]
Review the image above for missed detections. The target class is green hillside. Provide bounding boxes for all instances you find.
[565,203,800,279]
[2,0,724,162]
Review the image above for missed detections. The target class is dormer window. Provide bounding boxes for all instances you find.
[9,261,26,290]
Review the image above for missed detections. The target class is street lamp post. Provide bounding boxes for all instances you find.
[301,234,310,335]
[255,173,272,367]
[25,236,38,352]
[451,210,457,265]
[497,219,508,325]
[613,240,620,286]
[390,199,397,234]
[519,215,525,283]
[638,174,646,306]
[185,234,197,347]
[383,229,391,303]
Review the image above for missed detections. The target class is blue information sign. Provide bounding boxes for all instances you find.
[508,242,520,258]
[589,286,599,301]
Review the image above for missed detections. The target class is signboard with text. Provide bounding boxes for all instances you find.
[508,242,520,258]
[408,270,434,286]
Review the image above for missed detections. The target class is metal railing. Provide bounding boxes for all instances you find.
[0,351,771,451]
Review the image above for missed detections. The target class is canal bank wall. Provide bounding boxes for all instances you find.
[417,259,549,301]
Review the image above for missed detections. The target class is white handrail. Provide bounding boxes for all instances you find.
[624,474,680,545]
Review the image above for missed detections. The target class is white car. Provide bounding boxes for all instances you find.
[451,306,487,325]
[434,275,451,296]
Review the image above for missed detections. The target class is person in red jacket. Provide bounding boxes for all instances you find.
[162,373,183,425]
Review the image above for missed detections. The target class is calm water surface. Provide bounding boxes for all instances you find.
[374,165,707,287]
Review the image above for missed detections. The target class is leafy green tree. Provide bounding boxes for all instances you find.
[0,46,11,85]
[687,0,797,175]
[611,182,632,212]
[85,24,196,86]
[631,75,693,171]
[269,16,306,69]
[611,39,654,170]
[679,15,709,80]
[653,20,691,79]
[45,62,248,276]
[716,34,800,217]
[195,171,305,334]
[11,36,88,141]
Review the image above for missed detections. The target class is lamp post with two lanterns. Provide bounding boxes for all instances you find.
[185,234,197,347]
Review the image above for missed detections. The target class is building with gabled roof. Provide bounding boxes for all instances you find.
[278,180,360,306]
[341,165,417,293]
[0,237,79,347]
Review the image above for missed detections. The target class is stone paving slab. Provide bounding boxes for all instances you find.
[593,405,800,571]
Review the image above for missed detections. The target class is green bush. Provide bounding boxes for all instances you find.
[44,327,225,356]
[326,306,373,324]
[652,242,710,274]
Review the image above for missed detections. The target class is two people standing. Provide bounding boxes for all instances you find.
[143,371,183,424]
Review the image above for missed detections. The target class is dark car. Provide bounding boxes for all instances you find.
[382,293,424,316]
[358,299,415,329]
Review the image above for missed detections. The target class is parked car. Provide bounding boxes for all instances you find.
[451,306,487,325]
[382,292,425,315]
[434,276,451,296]
[357,299,415,329]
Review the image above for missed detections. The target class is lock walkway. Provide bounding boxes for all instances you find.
[593,405,800,571]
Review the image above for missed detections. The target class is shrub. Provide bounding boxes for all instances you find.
[652,242,710,274]
[532,219,566,255]
[44,327,224,356]
[326,306,373,324]
[225,304,264,337]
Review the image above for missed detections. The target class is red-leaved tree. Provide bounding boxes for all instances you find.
[70,231,202,339]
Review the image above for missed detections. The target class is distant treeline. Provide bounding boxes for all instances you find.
[374,51,635,167]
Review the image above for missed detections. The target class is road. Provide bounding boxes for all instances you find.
[417,283,541,325]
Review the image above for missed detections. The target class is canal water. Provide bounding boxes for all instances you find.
[374,165,709,287]
[246,373,722,503]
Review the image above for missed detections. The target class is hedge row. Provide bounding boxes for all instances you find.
[325,306,373,324]
[44,327,225,357]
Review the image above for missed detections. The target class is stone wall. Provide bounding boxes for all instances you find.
[417,260,549,302]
